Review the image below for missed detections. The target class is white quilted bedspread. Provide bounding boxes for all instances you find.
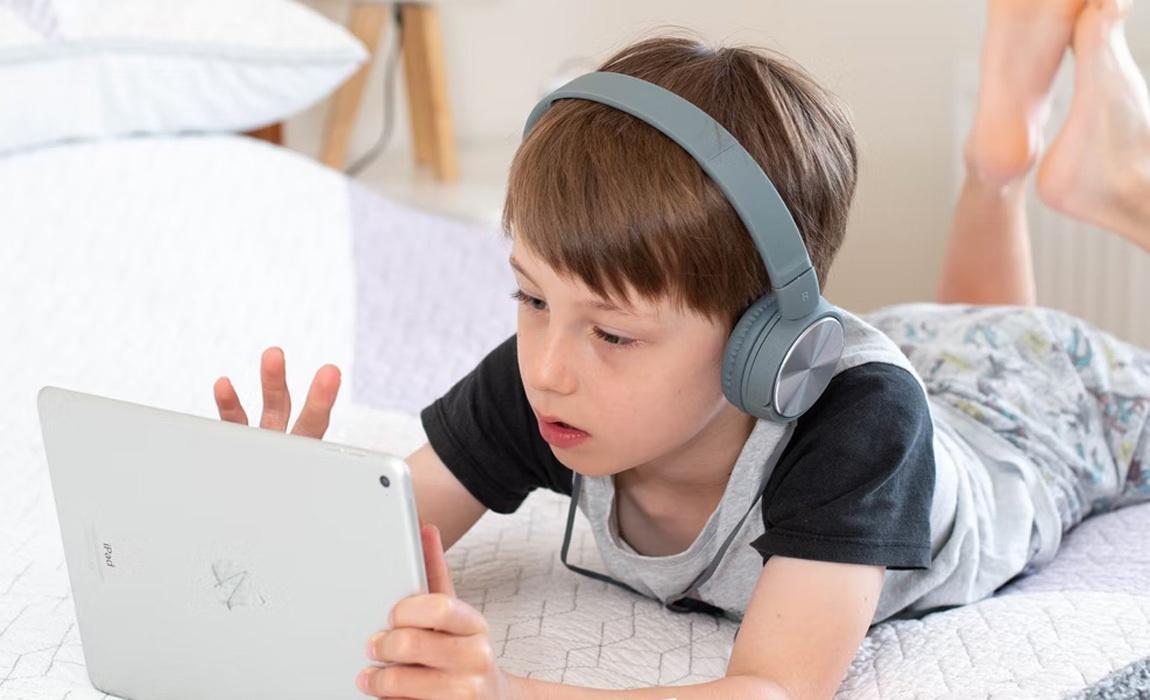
[1,134,1147,699]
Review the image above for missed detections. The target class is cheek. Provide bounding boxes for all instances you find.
[562,358,723,475]
[597,358,722,431]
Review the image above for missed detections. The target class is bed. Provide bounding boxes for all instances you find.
[2,133,1147,699]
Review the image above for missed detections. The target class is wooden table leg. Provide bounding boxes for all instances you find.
[244,122,284,145]
[402,3,458,182]
[401,3,432,168]
[321,3,390,170]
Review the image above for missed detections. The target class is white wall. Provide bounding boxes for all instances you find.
[292,0,1150,315]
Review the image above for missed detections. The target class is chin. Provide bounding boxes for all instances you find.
[555,451,629,479]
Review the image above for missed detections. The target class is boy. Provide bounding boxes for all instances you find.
[214,0,1150,696]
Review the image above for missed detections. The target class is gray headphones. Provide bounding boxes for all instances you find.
[522,71,845,423]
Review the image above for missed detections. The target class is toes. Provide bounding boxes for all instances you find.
[1071,2,1111,53]
[1105,0,1132,18]
[1086,0,1130,20]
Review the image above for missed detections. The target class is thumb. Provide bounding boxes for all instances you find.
[421,523,456,597]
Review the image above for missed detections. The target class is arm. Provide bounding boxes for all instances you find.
[510,555,884,700]
[363,486,883,700]
[405,440,487,550]
[514,675,787,699]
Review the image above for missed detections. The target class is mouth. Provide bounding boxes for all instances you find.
[536,412,587,434]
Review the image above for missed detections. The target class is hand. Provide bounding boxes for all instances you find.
[213,346,341,439]
[357,522,516,699]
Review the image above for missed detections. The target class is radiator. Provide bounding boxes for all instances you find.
[956,55,1150,350]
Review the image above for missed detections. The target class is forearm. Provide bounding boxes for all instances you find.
[510,672,790,700]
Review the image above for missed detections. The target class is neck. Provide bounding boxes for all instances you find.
[616,403,756,501]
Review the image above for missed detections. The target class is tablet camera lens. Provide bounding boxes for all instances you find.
[379,475,390,488]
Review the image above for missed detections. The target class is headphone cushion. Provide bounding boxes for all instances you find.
[722,294,780,408]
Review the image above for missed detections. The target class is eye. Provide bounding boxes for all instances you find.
[509,288,546,312]
[590,327,636,347]
[509,289,638,349]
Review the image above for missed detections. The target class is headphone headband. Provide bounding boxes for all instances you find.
[522,71,821,321]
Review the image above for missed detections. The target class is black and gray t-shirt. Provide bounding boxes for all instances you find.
[420,308,982,624]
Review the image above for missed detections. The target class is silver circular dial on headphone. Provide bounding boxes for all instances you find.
[774,317,845,419]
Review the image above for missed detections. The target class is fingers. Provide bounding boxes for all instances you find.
[421,524,456,597]
[259,347,291,431]
[290,364,341,439]
[366,627,494,673]
[358,664,459,699]
[220,346,336,437]
[213,377,249,425]
[390,593,487,637]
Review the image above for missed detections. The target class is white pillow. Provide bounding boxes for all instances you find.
[0,0,367,154]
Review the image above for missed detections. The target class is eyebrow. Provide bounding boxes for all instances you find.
[508,256,643,317]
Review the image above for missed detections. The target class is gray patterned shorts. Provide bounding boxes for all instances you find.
[861,302,1150,533]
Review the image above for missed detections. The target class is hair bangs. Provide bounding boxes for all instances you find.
[502,96,761,327]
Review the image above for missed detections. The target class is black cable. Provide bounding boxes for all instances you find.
[344,3,404,177]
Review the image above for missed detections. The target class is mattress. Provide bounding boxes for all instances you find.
[1,133,1147,698]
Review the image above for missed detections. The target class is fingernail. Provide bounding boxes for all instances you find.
[366,631,385,660]
[357,668,375,693]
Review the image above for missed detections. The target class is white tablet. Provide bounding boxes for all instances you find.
[36,385,427,700]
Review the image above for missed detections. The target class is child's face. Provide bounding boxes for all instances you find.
[510,237,742,478]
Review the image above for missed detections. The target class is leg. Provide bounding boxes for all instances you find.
[935,170,1037,306]
[1037,308,1150,515]
[937,0,1083,306]
[965,0,1085,186]
[1037,0,1150,249]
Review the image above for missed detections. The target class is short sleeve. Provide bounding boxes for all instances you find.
[418,334,573,514]
[750,362,936,570]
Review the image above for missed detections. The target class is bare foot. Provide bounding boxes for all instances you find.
[1037,0,1150,249]
[965,0,1087,186]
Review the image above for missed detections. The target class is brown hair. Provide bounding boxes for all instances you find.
[501,31,858,331]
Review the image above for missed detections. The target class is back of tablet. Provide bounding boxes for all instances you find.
[37,385,427,700]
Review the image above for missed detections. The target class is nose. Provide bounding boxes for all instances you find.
[524,327,577,396]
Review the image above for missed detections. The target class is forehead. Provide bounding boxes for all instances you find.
[507,242,667,321]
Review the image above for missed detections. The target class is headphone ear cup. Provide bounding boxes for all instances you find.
[722,294,781,413]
